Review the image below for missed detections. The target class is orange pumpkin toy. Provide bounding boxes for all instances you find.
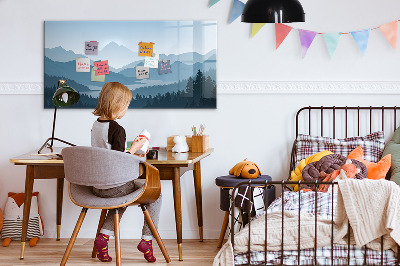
[229,159,261,179]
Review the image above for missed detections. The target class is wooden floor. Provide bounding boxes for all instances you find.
[0,239,221,265]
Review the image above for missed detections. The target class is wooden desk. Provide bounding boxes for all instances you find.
[10,147,213,261]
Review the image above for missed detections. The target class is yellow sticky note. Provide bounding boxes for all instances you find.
[91,65,105,82]
[138,42,155,57]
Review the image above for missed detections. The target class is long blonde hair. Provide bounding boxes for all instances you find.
[93,82,133,120]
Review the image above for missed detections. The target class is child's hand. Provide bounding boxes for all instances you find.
[128,137,147,155]
[134,148,149,157]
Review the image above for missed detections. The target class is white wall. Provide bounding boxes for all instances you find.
[1,0,400,240]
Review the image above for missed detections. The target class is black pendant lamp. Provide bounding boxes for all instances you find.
[242,0,305,23]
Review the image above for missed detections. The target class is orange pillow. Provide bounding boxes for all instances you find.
[347,146,391,180]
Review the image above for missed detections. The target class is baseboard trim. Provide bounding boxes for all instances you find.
[1,81,400,95]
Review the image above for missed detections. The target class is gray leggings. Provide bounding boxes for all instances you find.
[92,180,162,240]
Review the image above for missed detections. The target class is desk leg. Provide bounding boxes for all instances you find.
[20,165,35,259]
[56,178,64,241]
[172,167,183,261]
[193,161,203,242]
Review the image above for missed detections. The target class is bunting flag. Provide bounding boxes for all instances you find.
[209,0,220,7]
[275,23,293,49]
[229,0,245,24]
[323,33,341,58]
[351,29,370,55]
[298,29,317,58]
[378,21,398,50]
[251,23,266,38]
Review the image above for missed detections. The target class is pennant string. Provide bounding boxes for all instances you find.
[284,19,400,35]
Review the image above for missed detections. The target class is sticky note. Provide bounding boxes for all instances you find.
[144,54,159,68]
[76,58,90,72]
[158,60,172,75]
[94,60,109,75]
[85,41,99,55]
[136,66,150,79]
[91,66,105,82]
[138,42,155,57]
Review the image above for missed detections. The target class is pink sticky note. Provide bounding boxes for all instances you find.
[94,60,109,75]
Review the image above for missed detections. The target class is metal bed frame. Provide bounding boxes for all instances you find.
[230,106,400,266]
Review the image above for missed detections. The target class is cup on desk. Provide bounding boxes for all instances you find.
[146,150,158,160]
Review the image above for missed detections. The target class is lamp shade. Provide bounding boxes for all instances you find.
[241,0,305,23]
[52,80,80,107]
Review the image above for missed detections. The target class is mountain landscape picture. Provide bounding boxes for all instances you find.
[44,21,217,109]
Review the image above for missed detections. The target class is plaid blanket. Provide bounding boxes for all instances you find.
[234,191,397,265]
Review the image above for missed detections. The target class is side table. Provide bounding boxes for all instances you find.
[215,175,275,248]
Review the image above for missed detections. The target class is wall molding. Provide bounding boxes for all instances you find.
[0,83,43,94]
[218,81,400,94]
[1,81,400,95]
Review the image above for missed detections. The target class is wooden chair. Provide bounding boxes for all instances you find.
[60,146,171,265]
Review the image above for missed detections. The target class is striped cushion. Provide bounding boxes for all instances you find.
[294,131,385,167]
[1,217,41,240]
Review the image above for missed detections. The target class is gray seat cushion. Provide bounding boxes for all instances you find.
[69,180,145,208]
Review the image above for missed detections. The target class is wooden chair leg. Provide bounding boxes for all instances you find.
[114,210,121,266]
[60,208,88,266]
[91,209,108,258]
[217,211,230,248]
[141,205,171,263]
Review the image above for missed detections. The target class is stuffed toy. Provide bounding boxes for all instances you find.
[1,192,44,247]
[229,159,261,179]
[172,135,189,153]
[348,146,391,180]
[289,150,333,191]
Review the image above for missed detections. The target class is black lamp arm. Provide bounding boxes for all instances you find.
[37,106,76,154]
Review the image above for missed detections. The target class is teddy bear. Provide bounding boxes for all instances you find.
[172,135,189,153]
[229,159,261,179]
[1,192,44,247]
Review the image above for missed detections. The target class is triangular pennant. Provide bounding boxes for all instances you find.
[209,0,220,7]
[298,29,317,58]
[323,33,341,58]
[251,23,266,38]
[351,29,370,55]
[229,0,245,24]
[378,21,398,50]
[275,23,293,49]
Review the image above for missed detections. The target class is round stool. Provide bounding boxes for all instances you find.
[215,175,275,248]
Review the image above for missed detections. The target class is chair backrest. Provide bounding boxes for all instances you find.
[62,146,145,188]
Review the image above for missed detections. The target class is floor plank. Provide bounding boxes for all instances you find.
[0,239,222,265]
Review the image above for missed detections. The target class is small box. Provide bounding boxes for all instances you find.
[167,135,192,151]
[191,135,209,153]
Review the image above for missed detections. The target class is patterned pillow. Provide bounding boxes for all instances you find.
[294,131,385,166]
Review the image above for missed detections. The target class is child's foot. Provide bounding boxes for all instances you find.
[94,233,112,262]
[137,239,156,262]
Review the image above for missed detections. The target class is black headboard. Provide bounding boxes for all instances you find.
[289,106,400,179]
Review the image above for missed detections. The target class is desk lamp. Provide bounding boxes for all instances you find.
[38,80,80,154]
[241,0,305,23]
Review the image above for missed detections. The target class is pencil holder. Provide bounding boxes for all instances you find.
[191,135,209,153]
